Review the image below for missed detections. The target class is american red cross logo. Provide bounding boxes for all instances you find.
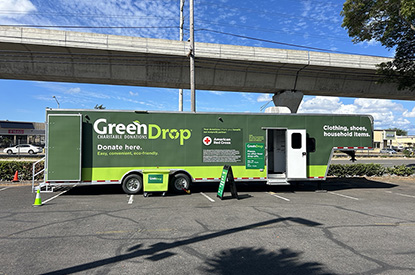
[203,136,212,146]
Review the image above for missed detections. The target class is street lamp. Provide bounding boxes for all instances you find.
[52,96,60,108]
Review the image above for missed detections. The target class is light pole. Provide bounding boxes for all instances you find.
[53,96,60,108]
[189,0,195,112]
[179,0,184,111]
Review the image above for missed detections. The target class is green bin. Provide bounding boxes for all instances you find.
[143,170,170,196]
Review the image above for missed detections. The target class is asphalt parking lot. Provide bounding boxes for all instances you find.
[1,178,414,275]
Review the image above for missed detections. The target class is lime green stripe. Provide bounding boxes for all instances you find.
[82,165,328,181]
[307,165,327,178]
[82,165,267,181]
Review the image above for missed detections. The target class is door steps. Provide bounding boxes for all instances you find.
[267,174,289,185]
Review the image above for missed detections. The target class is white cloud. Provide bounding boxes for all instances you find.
[0,0,36,18]
[403,107,415,118]
[129,91,138,96]
[203,90,225,96]
[299,96,343,113]
[257,94,272,102]
[299,96,413,131]
[66,87,81,94]
[301,0,312,17]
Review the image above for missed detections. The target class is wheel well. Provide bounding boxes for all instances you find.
[121,170,193,184]
[121,171,143,184]
[170,170,193,183]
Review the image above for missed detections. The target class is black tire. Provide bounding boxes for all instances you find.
[28,150,34,155]
[122,174,143,194]
[7,150,13,155]
[170,173,191,194]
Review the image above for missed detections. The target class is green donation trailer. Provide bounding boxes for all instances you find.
[41,109,373,194]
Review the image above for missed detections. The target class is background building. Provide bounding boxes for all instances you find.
[373,129,415,151]
[0,120,45,148]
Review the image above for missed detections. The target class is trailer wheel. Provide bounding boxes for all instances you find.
[170,173,191,194]
[122,174,143,194]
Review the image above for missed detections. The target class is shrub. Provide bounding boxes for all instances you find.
[387,165,415,176]
[403,149,413,158]
[328,163,415,177]
[0,160,44,181]
[328,163,385,177]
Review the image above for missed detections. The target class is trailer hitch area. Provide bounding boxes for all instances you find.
[182,187,191,194]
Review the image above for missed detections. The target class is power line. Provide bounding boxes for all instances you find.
[196,28,387,56]
[0,23,388,57]
[0,25,178,29]
[0,1,364,55]
[0,11,179,21]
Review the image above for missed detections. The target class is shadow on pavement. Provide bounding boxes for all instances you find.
[316,177,398,192]
[63,177,398,196]
[41,217,328,275]
[202,247,331,275]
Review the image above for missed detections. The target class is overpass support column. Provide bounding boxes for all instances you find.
[272,90,303,113]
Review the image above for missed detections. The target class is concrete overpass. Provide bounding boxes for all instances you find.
[0,27,412,110]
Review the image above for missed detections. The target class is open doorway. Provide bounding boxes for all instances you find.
[266,129,307,179]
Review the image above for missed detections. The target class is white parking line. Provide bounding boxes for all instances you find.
[0,187,12,192]
[200,192,215,202]
[328,191,359,200]
[42,189,70,205]
[266,192,290,201]
[128,195,134,204]
[387,191,415,199]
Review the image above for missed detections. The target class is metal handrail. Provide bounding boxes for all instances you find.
[32,157,45,193]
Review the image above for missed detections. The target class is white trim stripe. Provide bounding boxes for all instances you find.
[46,180,120,184]
[334,147,372,149]
[193,177,266,181]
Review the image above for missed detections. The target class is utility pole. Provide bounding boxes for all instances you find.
[189,0,196,112]
[179,0,184,111]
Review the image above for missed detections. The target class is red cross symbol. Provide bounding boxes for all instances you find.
[203,136,212,145]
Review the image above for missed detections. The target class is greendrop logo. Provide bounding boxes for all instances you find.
[93,119,192,145]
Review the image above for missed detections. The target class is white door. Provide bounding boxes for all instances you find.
[286,129,307,179]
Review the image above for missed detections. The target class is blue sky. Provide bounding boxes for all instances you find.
[1,0,415,133]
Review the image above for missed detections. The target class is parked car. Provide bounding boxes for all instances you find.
[3,144,43,155]
[392,146,404,152]
[380,148,397,154]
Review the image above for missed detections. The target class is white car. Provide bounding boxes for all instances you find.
[3,144,43,155]
[380,148,397,154]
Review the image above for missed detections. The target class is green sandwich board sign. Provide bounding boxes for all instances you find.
[217,165,238,200]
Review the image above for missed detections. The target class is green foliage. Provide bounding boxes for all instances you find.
[329,163,385,177]
[364,163,386,176]
[386,165,415,176]
[94,104,106,109]
[329,163,415,177]
[328,163,415,177]
[403,149,413,158]
[341,0,415,91]
[386,128,407,136]
[0,161,44,181]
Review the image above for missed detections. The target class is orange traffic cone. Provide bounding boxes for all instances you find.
[12,171,19,182]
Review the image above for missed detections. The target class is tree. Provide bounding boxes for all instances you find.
[341,0,415,90]
[387,127,407,136]
[94,104,106,109]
